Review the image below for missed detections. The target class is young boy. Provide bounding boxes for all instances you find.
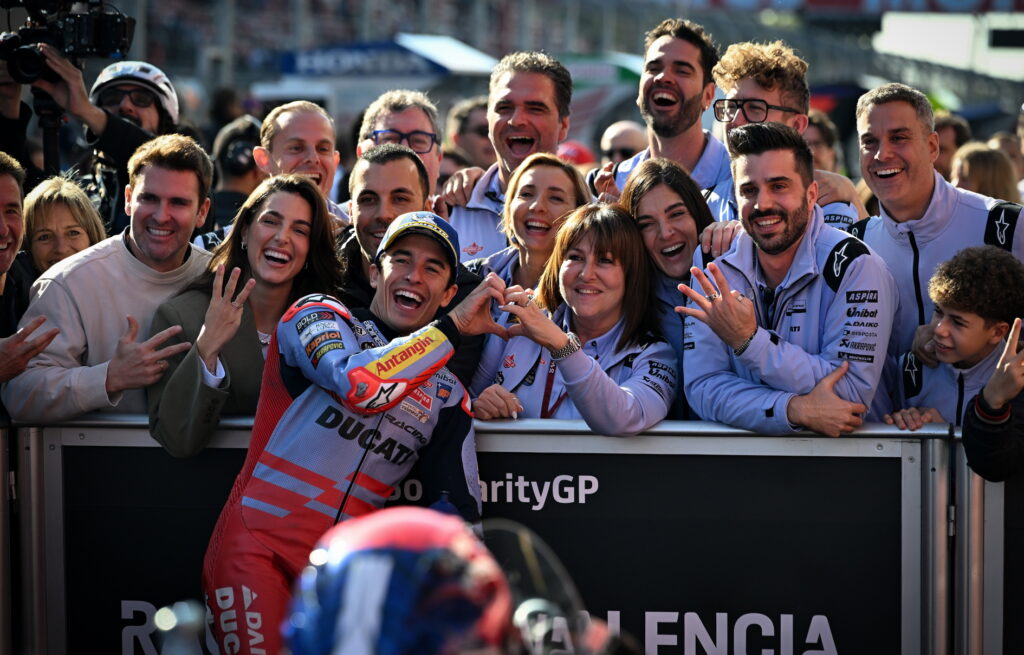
[886,246,1024,430]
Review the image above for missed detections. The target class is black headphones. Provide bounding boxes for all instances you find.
[215,115,261,178]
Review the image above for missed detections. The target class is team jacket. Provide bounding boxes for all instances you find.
[849,171,1024,355]
[895,345,1002,428]
[222,294,481,574]
[962,390,1024,482]
[683,207,898,433]
[448,164,509,262]
[470,306,676,436]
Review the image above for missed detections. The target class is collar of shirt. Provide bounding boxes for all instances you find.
[466,164,505,214]
[879,169,953,245]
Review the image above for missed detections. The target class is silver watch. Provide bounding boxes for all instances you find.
[549,331,582,361]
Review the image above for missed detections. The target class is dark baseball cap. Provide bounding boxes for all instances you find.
[374,211,460,272]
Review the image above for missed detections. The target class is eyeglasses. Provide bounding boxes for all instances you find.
[464,124,489,139]
[97,87,157,109]
[371,129,438,154]
[713,98,801,124]
[602,147,637,161]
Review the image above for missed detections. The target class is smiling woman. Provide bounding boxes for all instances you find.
[147,175,344,457]
[470,204,677,436]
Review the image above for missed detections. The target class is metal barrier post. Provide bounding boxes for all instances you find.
[982,478,1004,655]
[954,437,985,655]
[923,436,951,655]
[0,425,9,655]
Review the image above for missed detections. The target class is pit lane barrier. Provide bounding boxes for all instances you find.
[0,416,1001,654]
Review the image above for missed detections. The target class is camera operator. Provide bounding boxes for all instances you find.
[0,44,181,233]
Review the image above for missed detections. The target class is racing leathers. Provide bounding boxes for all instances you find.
[895,344,1002,428]
[849,171,1024,355]
[683,206,898,434]
[470,306,676,436]
[203,294,481,655]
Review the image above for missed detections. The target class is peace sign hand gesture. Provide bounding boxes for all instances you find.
[982,317,1024,410]
[675,262,757,351]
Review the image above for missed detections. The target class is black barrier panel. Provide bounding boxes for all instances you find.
[477,452,902,653]
[62,446,245,652]
[1004,472,1024,651]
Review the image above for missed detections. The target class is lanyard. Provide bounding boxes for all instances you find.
[540,358,568,419]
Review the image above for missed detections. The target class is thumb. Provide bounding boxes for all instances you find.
[821,360,850,389]
[123,315,139,342]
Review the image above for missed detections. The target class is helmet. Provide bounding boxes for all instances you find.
[286,507,513,655]
[89,60,179,124]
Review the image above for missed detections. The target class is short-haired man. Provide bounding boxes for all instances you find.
[252,100,347,221]
[594,20,731,218]
[0,153,58,388]
[851,82,1024,357]
[680,123,896,436]
[448,51,571,261]
[446,94,496,169]
[356,89,445,197]
[203,212,506,655]
[599,120,648,167]
[3,134,213,420]
[712,40,861,229]
[339,143,483,385]
[933,110,972,181]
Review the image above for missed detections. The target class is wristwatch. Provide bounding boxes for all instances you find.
[549,331,582,361]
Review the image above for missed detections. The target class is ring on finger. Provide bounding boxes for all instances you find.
[707,292,720,301]
[525,293,535,306]
[231,301,243,309]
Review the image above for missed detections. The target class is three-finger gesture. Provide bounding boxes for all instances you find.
[675,262,757,350]
[105,316,192,394]
[196,265,256,373]
[982,317,1024,410]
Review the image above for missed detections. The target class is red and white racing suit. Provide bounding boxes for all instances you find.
[202,294,480,655]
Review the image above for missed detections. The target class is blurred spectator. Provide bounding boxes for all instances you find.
[599,120,647,167]
[987,131,1024,189]
[204,87,245,147]
[446,95,495,169]
[933,110,971,181]
[209,114,266,229]
[805,109,841,173]
[951,142,1021,203]
[556,139,597,177]
[439,147,472,191]
[14,176,106,316]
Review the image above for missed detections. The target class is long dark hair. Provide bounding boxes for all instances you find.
[619,157,715,240]
[536,203,660,350]
[191,174,343,300]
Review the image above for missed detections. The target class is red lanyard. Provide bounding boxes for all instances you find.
[540,358,568,418]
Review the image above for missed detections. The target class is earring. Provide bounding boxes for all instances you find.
[241,241,247,251]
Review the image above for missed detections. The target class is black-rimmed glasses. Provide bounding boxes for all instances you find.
[371,129,438,154]
[713,98,801,124]
[96,87,156,109]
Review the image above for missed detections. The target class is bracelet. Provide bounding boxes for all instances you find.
[975,392,1011,424]
[733,329,757,357]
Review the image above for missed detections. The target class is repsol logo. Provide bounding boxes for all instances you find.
[480,473,598,511]
[846,307,878,318]
[374,337,434,374]
[315,407,414,464]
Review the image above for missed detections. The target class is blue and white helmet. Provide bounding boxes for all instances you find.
[89,60,179,124]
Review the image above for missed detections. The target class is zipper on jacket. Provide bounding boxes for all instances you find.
[907,231,926,325]
[955,372,965,428]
